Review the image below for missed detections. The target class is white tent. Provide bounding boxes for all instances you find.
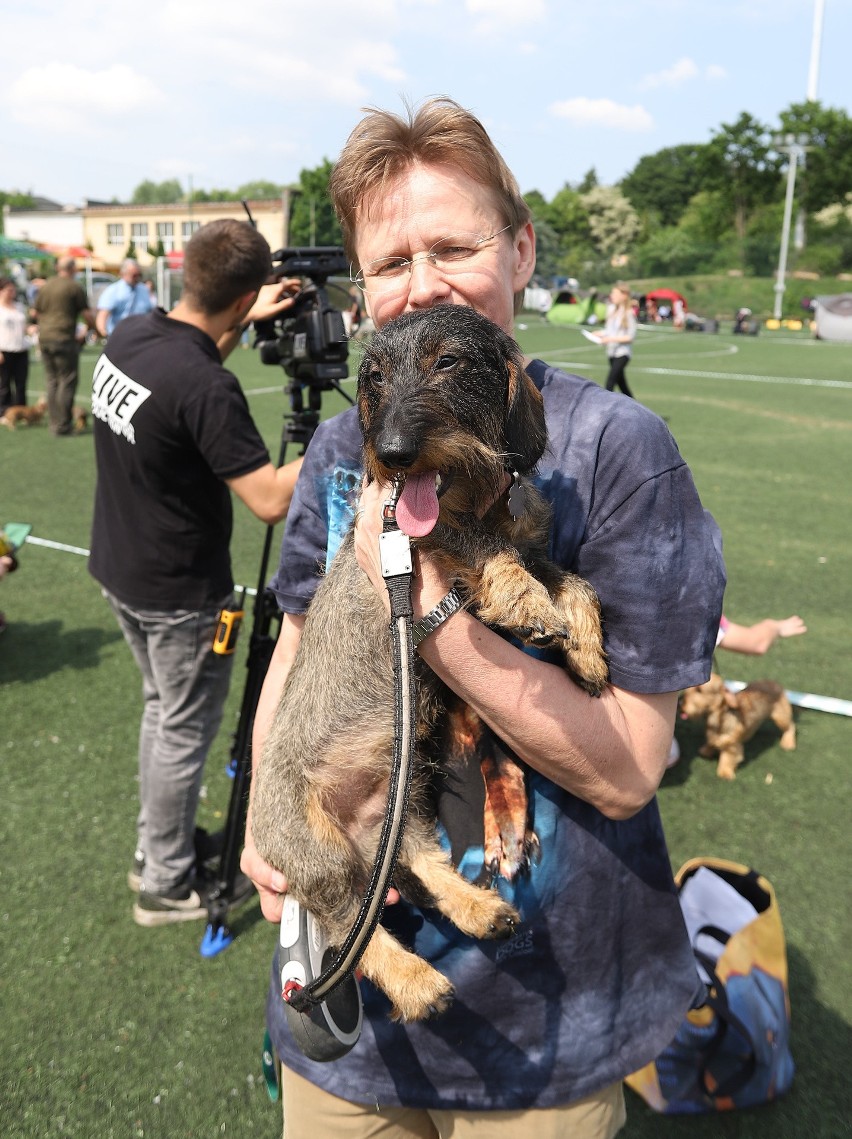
[814,293,852,341]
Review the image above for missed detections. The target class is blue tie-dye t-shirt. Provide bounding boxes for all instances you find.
[264,361,725,1110]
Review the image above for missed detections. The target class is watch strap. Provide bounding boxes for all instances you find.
[412,588,463,648]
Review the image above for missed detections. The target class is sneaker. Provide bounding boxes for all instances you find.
[133,870,255,927]
[134,878,207,926]
[127,829,226,893]
[127,849,145,892]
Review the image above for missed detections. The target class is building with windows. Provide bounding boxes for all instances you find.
[82,198,291,268]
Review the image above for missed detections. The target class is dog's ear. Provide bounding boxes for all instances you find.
[504,354,546,473]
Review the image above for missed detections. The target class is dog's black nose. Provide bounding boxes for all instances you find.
[375,433,418,469]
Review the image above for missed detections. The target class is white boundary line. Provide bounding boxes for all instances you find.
[21,536,852,716]
[726,680,852,718]
[536,354,852,389]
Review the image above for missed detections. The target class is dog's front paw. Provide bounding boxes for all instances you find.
[388,965,455,1023]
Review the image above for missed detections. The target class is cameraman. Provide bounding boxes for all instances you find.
[89,219,303,926]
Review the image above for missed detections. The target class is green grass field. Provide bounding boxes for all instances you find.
[1,322,850,1137]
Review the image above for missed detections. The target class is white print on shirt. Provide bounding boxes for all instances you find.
[495,928,534,963]
[91,354,151,444]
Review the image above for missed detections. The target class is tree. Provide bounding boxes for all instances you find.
[131,179,184,205]
[288,159,342,247]
[700,113,781,242]
[581,186,641,259]
[523,191,562,281]
[620,144,709,227]
[576,167,599,194]
[124,240,138,260]
[777,100,852,214]
[236,180,286,200]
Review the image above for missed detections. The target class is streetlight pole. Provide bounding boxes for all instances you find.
[772,134,809,321]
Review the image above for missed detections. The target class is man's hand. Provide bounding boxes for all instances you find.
[352,478,452,622]
[240,824,400,924]
[241,826,289,923]
[245,278,302,324]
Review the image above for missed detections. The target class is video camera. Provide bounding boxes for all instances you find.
[256,247,350,389]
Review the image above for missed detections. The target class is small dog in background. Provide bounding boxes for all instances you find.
[679,672,797,780]
[72,406,88,433]
[1,396,47,429]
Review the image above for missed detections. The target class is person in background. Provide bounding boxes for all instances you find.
[600,281,637,398]
[96,258,155,338]
[241,96,724,1139]
[0,277,32,414]
[32,256,95,436]
[0,552,17,635]
[88,219,304,927]
[716,613,807,655]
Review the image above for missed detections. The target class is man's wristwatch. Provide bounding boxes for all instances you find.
[412,588,463,648]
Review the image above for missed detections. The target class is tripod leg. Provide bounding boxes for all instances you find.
[200,591,279,957]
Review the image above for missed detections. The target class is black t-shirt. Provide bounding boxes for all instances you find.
[89,309,270,609]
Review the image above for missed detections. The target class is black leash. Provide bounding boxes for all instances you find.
[283,478,417,1017]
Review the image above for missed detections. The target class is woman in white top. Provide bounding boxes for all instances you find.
[0,277,31,413]
[600,281,636,398]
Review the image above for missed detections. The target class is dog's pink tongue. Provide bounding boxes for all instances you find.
[396,472,439,537]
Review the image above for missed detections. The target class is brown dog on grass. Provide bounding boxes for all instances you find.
[679,672,797,780]
[251,305,608,1023]
[0,396,47,429]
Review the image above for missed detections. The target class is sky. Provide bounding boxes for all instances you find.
[2,0,850,208]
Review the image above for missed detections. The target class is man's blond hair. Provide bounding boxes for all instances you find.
[329,97,531,269]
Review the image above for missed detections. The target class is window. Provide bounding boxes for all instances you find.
[106,223,124,245]
[131,222,148,251]
[182,220,200,240]
[156,221,175,252]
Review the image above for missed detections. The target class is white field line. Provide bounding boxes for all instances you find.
[536,352,852,389]
[22,537,851,714]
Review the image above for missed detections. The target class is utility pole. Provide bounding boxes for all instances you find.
[772,135,810,320]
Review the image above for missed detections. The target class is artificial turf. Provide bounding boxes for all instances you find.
[1,320,849,1137]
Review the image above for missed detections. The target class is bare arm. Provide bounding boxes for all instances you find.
[217,279,302,361]
[353,480,676,820]
[719,615,807,655]
[241,612,305,921]
[95,308,110,338]
[226,456,303,525]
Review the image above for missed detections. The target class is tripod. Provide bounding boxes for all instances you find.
[200,371,353,958]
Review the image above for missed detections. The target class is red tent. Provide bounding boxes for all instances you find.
[646,287,687,310]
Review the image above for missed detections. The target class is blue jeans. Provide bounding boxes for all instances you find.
[104,589,234,893]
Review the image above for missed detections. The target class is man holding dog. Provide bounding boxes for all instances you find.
[242,99,725,1137]
[89,220,302,926]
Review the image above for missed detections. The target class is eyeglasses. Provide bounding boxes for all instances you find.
[352,225,512,294]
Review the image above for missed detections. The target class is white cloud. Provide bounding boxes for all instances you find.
[549,97,654,132]
[9,63,165,135]
[638,57,699,90]
[467,0,546,16]
[638,56,728,90]
[466,0,546,32]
